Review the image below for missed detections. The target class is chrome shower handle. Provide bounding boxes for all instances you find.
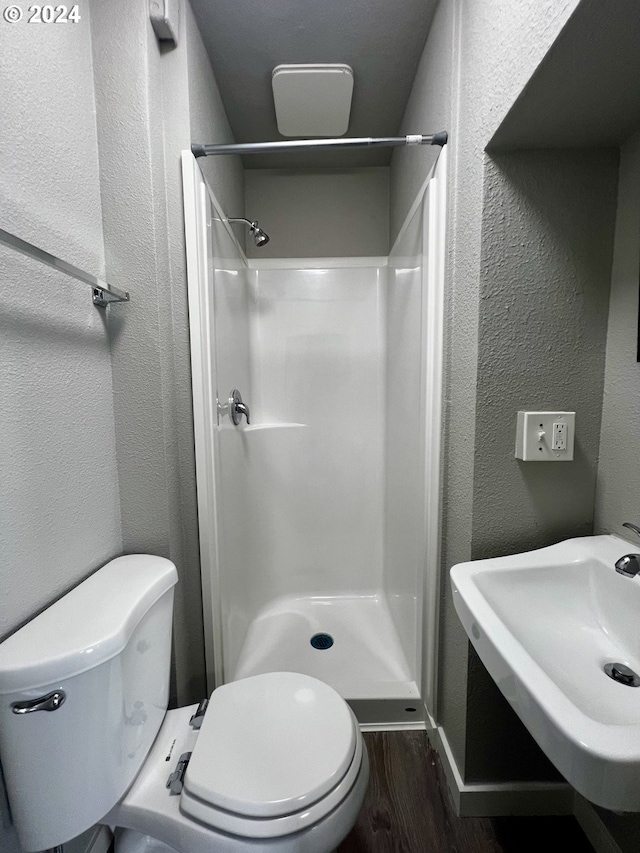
[235,401,251,424]
[229,389,250,425]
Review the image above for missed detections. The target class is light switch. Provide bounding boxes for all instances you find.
[515,411,575,461]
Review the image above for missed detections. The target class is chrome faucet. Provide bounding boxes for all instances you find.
[615,522,640,578]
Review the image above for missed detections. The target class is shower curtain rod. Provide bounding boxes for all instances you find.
[191,131,448,157]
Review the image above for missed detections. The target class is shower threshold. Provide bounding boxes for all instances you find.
[232,593,423,728]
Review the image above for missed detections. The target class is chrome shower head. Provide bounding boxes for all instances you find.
[228,217,270,247]
[250,222,270,247]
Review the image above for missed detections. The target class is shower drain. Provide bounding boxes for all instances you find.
[310,633,334,650]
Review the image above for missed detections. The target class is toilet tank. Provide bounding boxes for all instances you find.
[0,554,178,852]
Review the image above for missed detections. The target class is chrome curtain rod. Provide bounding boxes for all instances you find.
[191,132,448,158]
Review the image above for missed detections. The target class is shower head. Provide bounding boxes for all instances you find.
[250,222,270,247]
[228,217,270,247]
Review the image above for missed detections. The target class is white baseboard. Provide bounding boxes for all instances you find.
[359,721,427,732]
[430,725,625,853]
[430,725,574,817]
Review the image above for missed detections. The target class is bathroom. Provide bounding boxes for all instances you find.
[2,0,640,851]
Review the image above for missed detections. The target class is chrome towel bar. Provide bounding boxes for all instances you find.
[0,227,130,307]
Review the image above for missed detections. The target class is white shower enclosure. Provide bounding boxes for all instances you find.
[183,150,446,728]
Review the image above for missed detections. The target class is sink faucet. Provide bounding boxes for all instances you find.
[615,522,640,577]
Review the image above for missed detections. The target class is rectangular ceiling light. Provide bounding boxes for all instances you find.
[272,64,354,138]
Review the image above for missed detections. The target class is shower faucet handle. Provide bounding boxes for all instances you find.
[229,389,250,425]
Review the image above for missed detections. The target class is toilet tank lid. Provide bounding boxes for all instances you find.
[0,555,178,694]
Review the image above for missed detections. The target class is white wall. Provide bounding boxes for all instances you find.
[0,10,122,853]
[244,168,389,258]
[595,130,640,536]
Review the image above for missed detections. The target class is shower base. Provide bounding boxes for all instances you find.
[232,594,424,728]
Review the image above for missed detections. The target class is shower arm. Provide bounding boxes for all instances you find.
[228,217,257,227]
[191,132,448,158]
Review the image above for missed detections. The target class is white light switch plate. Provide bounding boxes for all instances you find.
[515,411,575,461]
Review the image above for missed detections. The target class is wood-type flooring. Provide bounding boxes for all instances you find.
[338,731,596,853]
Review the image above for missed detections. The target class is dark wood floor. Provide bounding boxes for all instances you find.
[338,732,596,853]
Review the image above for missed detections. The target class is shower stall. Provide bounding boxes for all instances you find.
[183,150,446,727]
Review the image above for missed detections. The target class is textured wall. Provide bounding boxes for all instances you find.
[389,0,581,777]
[473,150,617,560]
[186,3,244,219]
[89,0,243,706]
[0,0,122,637]
[0,255,123,637]
[0,11,104,272]
[0,10,122,853]
[244,168,389,258]
[391,0,582,241]
[489,0,640,151]
[595,131,640,538]
[389,0,456,244]
[465,149,618,781]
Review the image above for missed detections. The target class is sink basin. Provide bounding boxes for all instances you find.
[451,534,640,811]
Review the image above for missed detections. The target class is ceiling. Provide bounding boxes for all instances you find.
[189,0,439,169]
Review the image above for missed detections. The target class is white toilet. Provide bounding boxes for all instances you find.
[0,555,369,853]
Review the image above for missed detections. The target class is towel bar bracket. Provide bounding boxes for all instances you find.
[92,286,130,307]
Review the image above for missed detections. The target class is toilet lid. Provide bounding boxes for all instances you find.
[182,672,357,819]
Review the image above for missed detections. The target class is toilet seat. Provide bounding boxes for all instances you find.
[180,672,361,839]
[107,686,369,853]
[180,732,363,839]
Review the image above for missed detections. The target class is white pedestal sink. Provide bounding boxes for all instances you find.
[451,534,640,812]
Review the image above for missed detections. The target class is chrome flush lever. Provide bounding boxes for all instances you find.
[12,690,66,714]
[229,389,250,425]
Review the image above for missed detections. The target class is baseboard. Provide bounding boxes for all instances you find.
[430,726,574,817]
[428,724,625,853]
[573,795,624,853]
[359,721,427,732]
